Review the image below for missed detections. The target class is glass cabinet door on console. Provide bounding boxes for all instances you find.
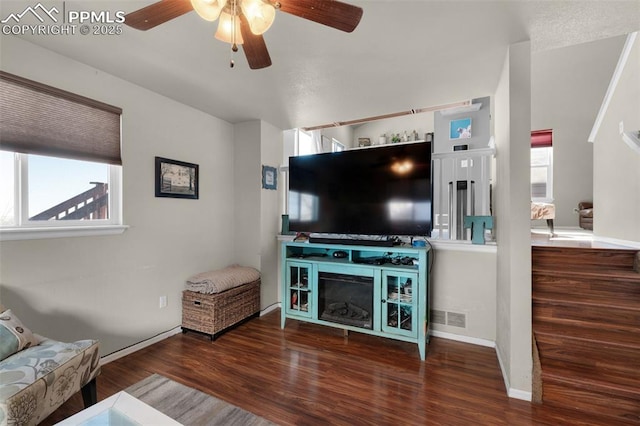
[285,261,313,318]
[381,271,418,337]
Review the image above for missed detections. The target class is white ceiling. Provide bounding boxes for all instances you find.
[5,0,640,130]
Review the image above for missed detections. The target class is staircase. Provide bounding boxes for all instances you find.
[532,245,640,424]
[29,182,108,221]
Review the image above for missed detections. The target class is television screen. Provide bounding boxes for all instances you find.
[288,142,432,236]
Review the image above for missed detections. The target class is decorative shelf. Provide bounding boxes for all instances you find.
[352,140,426,150]
[621,131,640,154]
[439,102,482,116]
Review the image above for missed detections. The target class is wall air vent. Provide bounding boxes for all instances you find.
[447,312,467,328]
[432,310,467,328]
[431,309,446,325]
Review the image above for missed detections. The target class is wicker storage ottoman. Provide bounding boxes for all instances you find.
[182,279,260,340]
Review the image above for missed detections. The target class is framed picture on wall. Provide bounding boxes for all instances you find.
[449,117,472,140]
[155,157,199,199]
[262,165,277,190]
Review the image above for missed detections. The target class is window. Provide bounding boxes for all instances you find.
[1,153,121,227]
[332,138,345,152]
[531,129,553,201]
[297,130,315,156]
[0,71,124,240]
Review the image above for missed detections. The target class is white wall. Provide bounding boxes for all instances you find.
[234,121,262,270]
[0,37,236,356]
[532,36,626,227]
[260,121,284,310]
[234,120,284,310]
[494,41,533,399]
[593,36,640,242]
[434,96,492,153]
[429,245,496,341]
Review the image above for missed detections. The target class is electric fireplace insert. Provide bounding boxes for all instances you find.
[318,272,373,329]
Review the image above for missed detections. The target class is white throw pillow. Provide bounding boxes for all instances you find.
[0,309,40,361]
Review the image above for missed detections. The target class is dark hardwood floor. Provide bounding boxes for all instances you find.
[43,310,629,425]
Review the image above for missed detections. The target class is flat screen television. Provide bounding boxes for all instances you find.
[288,142,432,237]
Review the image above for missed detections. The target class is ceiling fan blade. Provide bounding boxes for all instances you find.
[125,0,194,31]
[240,14,273,69]
[278,0,363,33]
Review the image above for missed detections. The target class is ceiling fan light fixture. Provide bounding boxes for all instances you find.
[215,11,244,44]
[241,0,276,35]
[191,0,227,21]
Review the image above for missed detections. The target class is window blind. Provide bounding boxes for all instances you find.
[0,71,122,165]
[531,129,552,148]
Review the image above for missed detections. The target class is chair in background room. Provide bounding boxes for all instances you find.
[578,201,593,230]
[531,202,556,236]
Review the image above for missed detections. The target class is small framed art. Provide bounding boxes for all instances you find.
[262,165,277,190]
[449,117,472,140]
[155,157,199,199]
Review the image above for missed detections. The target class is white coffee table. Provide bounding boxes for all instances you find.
[56,391,182,425]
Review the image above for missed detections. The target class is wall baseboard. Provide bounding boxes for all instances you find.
[495,345,532,402]
[508,387,533,401]
[261,302,281,316]
[101,309,533,402]
[429,330,495,348]
[431,330,532,401]
[100,326,183,366]
[101,304,282,366]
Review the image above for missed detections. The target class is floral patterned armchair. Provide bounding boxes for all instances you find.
[0,308,100,426]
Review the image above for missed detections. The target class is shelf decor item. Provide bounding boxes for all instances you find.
[358,138,371,147]
[155,157,199,199]
[262,165,277,190]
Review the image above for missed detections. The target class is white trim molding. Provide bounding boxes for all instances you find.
[100,304,281,366]
[429,330,495,348]
[261,302,281,316]
[621,130,640,155]
[100,326,183,366]
[430,330,532,401]
[0,225,129,241]
[428,240,498,253]
[495,345,533,402]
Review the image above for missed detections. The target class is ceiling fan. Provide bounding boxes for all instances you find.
[124,0,363,69]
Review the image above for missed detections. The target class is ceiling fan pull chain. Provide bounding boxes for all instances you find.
[230,0,238,67]
[230,41,236,67]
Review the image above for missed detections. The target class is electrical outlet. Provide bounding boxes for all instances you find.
[159,295,167,308]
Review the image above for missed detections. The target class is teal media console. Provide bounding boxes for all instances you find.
[280,241,431,360]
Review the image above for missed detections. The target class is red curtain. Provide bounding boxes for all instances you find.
[531,129,552,148]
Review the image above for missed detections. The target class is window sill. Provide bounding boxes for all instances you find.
[0,225,129,241]
[428,239,497,253]
[531,198,554,204]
